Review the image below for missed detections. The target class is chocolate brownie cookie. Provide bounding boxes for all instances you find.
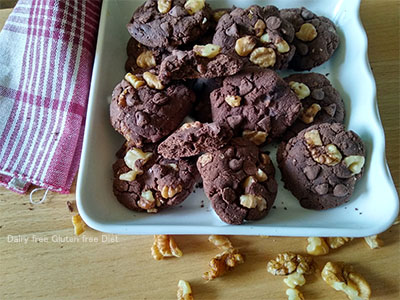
[110,73,195,146]
[210,68,302,144]
[197,137,277,224]
[125,37,170,73]
[283,72,345,141]
[280,7,339,70]
[192,77,223,122]
[127,0,212,49]
[158,48,243,84]
[113,143,198,212]
[212,5,295,70]
[158,121,233,158]
[277,123,366,210]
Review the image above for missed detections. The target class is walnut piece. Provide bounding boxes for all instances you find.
[213,10,227,22]
[310,144,343,166]
[208,235,233,251]
[160,185,183,199]
[151,235,183,260]
[260,153,271,165]
[119,148,153,182]
[242,176,257,188]
[198,153,213,167]
[240,194,267,211]
[343,156,365,175]
[249,47,276,68]
[304,129,322,146]
[289,81,311,100]
[299,103,321,124]
[136,50,156,69]
[260,33,272,44]
[254,19,266,37]
[193,44,221,58]
[275,38,290,53]
[242,130,268,145]
[143,72,164,90]
[267,252,314,276]
[157,0,172,14]
[184,0,205,15]
[306,237,330,255]
[180,121,201,130]
[177,280,194,300]
[125,72,145,89]
[321,261,371,300]
[138,190,157,212]
[72,214,86,236]
[296,23,318,42]
[364,235,384,249]
[203,248,244,281]
[284,272,306,288]
[286,288,305,300]
[326,237,353,249]
[225,95,242,107]
[235,36,257,56]
[255,168,268,182]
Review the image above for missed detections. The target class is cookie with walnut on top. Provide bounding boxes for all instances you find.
[277,123,366,210]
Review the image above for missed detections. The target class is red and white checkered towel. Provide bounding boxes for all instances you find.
[0,0,101,194]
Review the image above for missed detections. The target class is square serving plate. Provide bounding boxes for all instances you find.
[76,0,399,236]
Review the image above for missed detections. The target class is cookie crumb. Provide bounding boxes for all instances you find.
[66,201,74,212]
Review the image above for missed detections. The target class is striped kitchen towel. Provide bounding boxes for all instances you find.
[0,0,101,194]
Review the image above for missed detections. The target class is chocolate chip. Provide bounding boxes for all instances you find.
[314,183,329,195]
[311,88,325,100]
[222,187,236,203]
[266,16,282,30]
[333,184,349,197]
[301,8,314,20]
[243,160,257,175]
[323,103,337,117]
[229,159,242,171]
[296,42,309,56]
[304,165,320,180]
[135,111,149,126]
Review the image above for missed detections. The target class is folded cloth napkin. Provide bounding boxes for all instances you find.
[0,0,101,193]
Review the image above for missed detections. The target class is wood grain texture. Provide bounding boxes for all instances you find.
[0,1,399,299]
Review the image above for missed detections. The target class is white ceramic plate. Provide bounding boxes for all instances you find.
[77,0,399,236]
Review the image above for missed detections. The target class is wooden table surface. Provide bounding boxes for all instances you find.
[0,1,399,299]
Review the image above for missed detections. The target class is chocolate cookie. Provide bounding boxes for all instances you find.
[158,48,243,84]
[210,68,302,144]
[280,7,339,70]
[127,0,212,49]
[113,143,198,212]
[110,74,195,146]
[125,37,170,73]
[197,137,277,224]
[192,77,223,123]
[212,5,295,70]
[283,72,345,141]
[158,121,233,158]
[277,123,366,210]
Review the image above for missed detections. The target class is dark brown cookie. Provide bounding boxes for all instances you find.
[280,7,339,70]
[197,137,277,224]
[125,37,170,73]
[127,0,212,49]
[158,48,243,84]
[212,5,295,70]
[110,74,195,146]
[210,68,302,144]
[158,121,233,158]
[113,143,198,212]
[283,72,345,141]
[277,123,366,210]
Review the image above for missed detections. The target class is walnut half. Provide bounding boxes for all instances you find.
[203,248,244,281]
[208,235,233,251]
[151,235,183,260]
[267,252,314,276]
[321,261,371,300]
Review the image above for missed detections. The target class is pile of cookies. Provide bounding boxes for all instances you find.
[110,0,366,224]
